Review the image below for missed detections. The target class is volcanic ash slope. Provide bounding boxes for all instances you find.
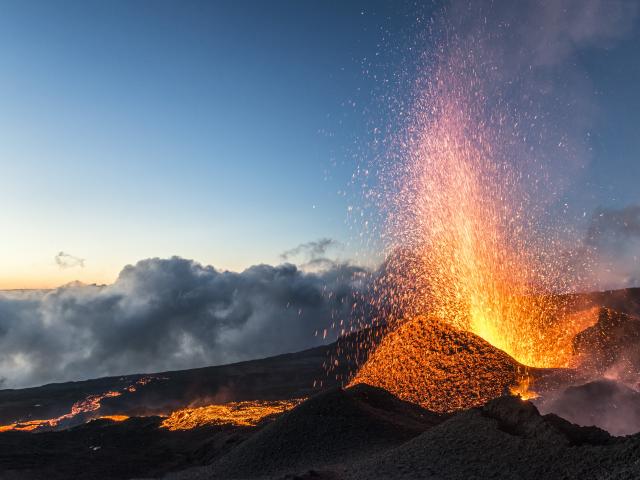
[165,392,640,480]
[167,384,444,479]
[343,396,640,480]
[352,316,522,412]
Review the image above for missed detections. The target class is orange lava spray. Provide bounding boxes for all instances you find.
[352,30,597,407]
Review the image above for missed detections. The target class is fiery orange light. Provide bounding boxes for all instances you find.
[0,376,157,433]
[160,399,303,430]
[351,316,522,412]
[509,373,538,401]
[375,85,593,368]
[378,47,596,365]
[0,421,43,433]
[351,39,597,408]
[98,415,129,422]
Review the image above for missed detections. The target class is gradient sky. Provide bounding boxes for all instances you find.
[1,0,639,289]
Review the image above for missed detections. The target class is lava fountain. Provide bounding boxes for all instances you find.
[376,88,587,368]
[351,34,597,409]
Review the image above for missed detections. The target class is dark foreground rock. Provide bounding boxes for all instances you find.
[1,386,640,480]
[179,384,444,479]
[0,416,252,480]
[338,396,638,480]
[163,392,640,480]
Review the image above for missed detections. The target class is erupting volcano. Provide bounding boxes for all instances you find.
[2,2,640,479]
[350,40,604,409]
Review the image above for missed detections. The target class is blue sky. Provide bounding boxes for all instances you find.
[0,0,412,287]
[582,26,640,206]
[0,0,639,288]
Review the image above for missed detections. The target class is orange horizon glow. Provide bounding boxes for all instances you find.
[0,271,117,291]
[0,256,280,291]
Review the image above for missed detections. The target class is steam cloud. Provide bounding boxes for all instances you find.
[587,205,640,245]
[487,0,638,66]
[537,380,640,436]
[586,205,640,289]
[446,0,639,190]
[451,0,638,68]
[280,238,340,271]
[0,256,367,389]
[54,251,85,269]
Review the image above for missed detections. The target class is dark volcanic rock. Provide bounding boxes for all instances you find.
[483,395,611,445]
[340,396,638,480]
[573,308,640,382]
[0,416,252,480]
[585,287,640,318]
[186,384,443,479]
[165,394,640,480]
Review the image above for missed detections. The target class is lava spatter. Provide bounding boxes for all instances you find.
[351,33,599,407]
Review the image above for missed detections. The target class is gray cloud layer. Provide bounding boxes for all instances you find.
[3,202,639,390]
[0,257,367,389]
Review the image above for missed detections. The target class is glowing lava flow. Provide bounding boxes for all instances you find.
[1,396,302,433]
[509,371,539,401]
[98,415,130,422]
[0,376,157,433]
[161,399,303,430]
[0,391,123,432]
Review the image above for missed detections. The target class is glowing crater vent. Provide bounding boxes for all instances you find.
[351,316,522,413]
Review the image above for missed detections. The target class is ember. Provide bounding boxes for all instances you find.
[350,38,601,410]
[371,67,594,368]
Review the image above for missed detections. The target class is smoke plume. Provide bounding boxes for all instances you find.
[585,205,640,289]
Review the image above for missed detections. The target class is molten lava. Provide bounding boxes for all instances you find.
[352,316,521,413]
[98,415,130,422]
[0,376,158,433]
[161,399,303,430]
[509,372,538,401]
